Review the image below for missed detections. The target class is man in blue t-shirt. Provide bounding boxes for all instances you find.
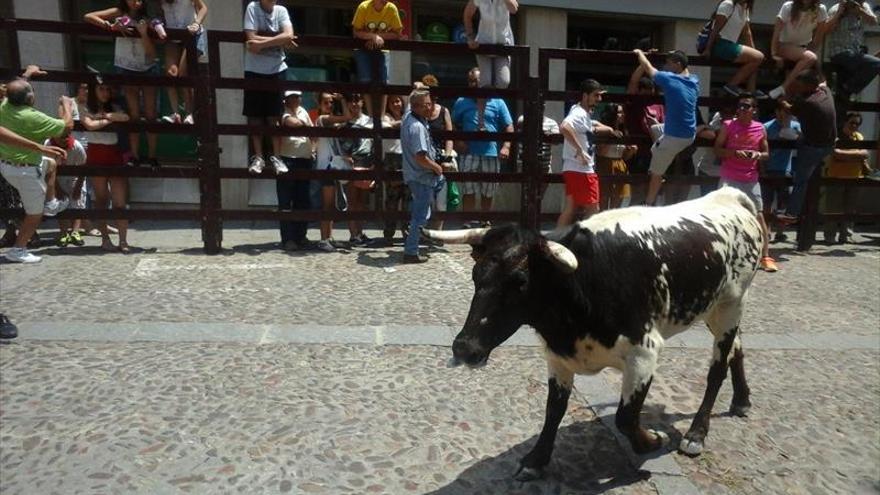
[451,74,513,222]
[633,49,700,206]
[762,101,801,239]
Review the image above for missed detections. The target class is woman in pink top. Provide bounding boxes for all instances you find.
[714,94,777,272]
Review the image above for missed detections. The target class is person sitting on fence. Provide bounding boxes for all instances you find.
[401,88,445,264]
[314,93,354,253]
[336,94,375,247]
[824,1,879,104]
[768,0,828,100]
[776,70,837,226]
[452,67,513,226]
[624,66,665,205]
[242,0,297,176]
[821,111,870,244]
[0,80,74,263]
[80,82,134,253]
[277,90,314,252]
[763,99,801,242]
[633,49,700,207]
[705,0,765,96]
[557,79,623,227]
[515,112,559,203]
[381,94,409,245]
[352,0,403,123]
[153,0,209,125]
[595,104,636,210]
[463,0,518,131]
[85,1,162,168]
[714,93,778,272]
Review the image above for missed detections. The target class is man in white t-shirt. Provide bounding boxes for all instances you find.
[705,0,765,96]
[557,79,623,227]
[276,90,314,251]
[243,0,297,175]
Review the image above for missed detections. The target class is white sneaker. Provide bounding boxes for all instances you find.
[768,86,785,99]
[183,114,194,125]
[269,156,288,174]
[161,113,181,124]
[5,247,41,263]
[43,197,70,217]
[248,156,265,174]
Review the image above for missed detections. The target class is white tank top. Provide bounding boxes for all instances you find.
[161,0,197,29]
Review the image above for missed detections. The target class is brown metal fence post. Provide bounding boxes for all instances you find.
[369,48,386,231]
[520,77,543,230]
[195,33,223,254]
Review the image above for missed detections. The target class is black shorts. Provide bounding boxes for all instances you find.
[242,71,285,118]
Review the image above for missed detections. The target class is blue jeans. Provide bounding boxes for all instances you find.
[831,50,880,95]
[786,144,832,217]
[354,50,389,83]
[276,157,313,243]
[405,181,433,256]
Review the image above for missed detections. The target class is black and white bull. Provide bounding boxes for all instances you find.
[425,187,762,481]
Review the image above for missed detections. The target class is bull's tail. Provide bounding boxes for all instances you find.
[714,186,758,217]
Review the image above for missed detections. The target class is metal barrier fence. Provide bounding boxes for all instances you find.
[1,18,878,253]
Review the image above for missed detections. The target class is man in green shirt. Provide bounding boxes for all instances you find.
[0,79,74,263]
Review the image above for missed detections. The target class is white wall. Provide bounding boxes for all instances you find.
[13,0,66,116]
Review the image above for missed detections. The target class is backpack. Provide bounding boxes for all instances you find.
[696,1,726,55]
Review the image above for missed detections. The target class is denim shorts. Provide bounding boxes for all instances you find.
[354,50,389,83]
[711,38,743,62]
[115,64,160,77]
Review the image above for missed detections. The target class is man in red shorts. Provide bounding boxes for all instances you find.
[558,79,623,227]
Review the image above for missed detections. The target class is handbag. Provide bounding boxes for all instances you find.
[696,1,725,55]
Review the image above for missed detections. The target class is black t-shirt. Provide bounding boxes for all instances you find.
[792,86,837,147]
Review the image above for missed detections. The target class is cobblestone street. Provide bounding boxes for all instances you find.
[1,223,879,494]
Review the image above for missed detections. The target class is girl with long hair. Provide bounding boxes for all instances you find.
[705,0,765,95]
[769,0,828,99]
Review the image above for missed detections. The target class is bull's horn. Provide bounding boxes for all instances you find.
[543,240,578,273]
[421,228,489,245]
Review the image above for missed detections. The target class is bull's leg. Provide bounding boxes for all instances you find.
[616,337,667,454]
[515,364,573,481]
[728,333,752,417]
[680,306,741,456]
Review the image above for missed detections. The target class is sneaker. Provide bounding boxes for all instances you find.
[248,156,265,174]
[183,114,194,125]
[69,231,85,246]
[4,247,41,263]
[86,228,102,237]
[161,113,181,124]
[349,233,372,247]
[768,85,785,100]
[269,156,288,174]
[315,239,335,252]
[772,231,788,243]
[282,240,299,252]
[0,314,17,339]
[403,253,429,264]
[866,170,880,181]
[125,156,139,167]
[760,256,779,272]
[753,89,769,99]
[776,212,798,225]
[722,84,742,97]
[58,232,72,247]
[43,197,69,217]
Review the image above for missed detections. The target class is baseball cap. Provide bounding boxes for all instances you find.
[284,90,303,98]
[580,78,607,95]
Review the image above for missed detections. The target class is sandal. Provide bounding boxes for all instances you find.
[118,244,131,255]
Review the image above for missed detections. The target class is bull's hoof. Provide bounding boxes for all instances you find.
[678,438,704,457]
[649,429,670,448]
[514,464,544,482]
[729,403,751,417]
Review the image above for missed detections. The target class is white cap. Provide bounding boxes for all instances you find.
[284,90,303,98]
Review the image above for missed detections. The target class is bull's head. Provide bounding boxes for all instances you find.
[423,225,578,368]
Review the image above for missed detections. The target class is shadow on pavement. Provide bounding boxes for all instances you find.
[424,419,659,495]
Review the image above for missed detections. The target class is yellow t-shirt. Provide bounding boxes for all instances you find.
[824,131,865,178]
[352,0,403,34]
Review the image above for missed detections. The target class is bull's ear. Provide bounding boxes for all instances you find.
[471,244,486,261]
[539,240,578,273]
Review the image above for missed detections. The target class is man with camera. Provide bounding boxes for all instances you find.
[825,0,879,99]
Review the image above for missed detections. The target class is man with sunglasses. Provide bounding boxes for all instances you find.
[822,112,871,243]
[714,94,778,272]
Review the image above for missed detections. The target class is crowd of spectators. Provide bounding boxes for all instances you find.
[0,0,878,272]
